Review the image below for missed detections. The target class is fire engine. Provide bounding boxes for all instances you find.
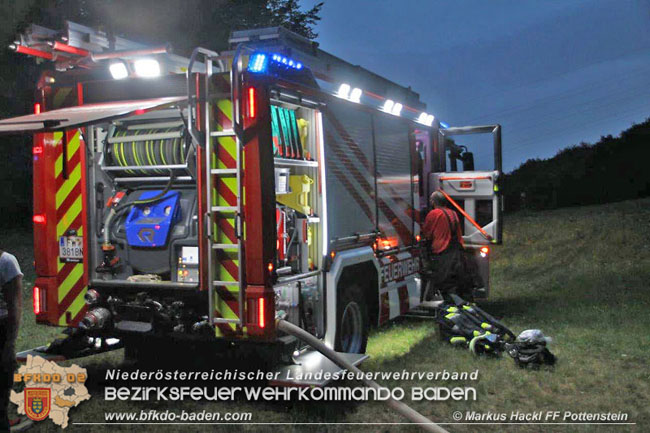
[1,22,502,384]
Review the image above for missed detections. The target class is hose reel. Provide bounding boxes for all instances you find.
[107,125,189,176]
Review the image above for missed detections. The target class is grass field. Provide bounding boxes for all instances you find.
[5,198,650,432]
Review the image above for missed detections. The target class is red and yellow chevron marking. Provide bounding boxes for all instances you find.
[47,87,79,110]
[52,130,88,326]
[212,96,242,337]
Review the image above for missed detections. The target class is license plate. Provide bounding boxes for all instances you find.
[59,236,83,262]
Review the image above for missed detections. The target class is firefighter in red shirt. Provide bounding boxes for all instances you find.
[422,191,473,300]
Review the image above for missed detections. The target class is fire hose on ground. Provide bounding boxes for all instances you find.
[276,319,450,433]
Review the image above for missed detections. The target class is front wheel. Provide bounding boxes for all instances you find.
[334,285,369,353]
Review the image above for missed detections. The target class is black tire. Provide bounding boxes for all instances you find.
[334,285,369,354]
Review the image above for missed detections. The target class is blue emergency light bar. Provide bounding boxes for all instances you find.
[271,54,303,70]
[248,52,303,73]
[248,53,268,73]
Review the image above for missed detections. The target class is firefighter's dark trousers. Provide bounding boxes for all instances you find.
[0,303,18,432]
[426,245,477,301]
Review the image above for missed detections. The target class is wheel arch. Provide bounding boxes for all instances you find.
[336,262,379,328]
[324,246,380,348]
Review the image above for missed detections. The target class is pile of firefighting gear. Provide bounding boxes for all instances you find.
[435,294,556,368]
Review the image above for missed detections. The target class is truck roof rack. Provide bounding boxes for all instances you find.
[9,20,202,74]
[12,20,147,59]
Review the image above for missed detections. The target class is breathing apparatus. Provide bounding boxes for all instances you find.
[435,295,556,368]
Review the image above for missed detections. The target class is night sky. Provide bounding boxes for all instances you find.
[303,0,650,171]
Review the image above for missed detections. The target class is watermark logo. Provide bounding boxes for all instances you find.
[25,388,51,421]
[10,355,90,429]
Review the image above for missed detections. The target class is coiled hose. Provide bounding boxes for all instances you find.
[276,319,450,433]
[109,126,186,176]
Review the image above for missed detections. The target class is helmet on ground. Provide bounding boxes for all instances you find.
[507,329,556,368]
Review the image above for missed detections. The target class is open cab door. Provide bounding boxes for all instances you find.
[431,125,502,299]
[432,125,503,246]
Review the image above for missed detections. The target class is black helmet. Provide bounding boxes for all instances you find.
[507,329,556,368]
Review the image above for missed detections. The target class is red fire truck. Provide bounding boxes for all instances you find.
[1,22,502,381]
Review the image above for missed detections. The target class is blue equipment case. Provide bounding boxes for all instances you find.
[125,191,181,248]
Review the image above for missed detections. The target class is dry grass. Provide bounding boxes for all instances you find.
[6,198,650,432]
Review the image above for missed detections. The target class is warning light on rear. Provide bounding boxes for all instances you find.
[258,298,266,329]
[33,286,42,315]
[248,87,256,118]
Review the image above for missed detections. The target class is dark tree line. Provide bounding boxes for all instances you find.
[503,117,650,212]
[0,0,322,227]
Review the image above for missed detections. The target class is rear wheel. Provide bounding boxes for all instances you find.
[334,285,369,353]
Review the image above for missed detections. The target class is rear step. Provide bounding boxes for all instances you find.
[405,300,444,319]
[270,350,368,387]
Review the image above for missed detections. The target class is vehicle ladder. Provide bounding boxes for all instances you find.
[187,48,246,335]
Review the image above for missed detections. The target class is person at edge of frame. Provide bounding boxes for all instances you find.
[0,249,32,432]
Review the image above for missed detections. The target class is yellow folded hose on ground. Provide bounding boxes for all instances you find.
[276,319,450,433]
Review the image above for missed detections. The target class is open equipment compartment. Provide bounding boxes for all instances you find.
[269,91,326,339]
[87,106,202,294]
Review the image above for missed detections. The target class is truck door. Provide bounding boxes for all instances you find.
[431,125,502,246]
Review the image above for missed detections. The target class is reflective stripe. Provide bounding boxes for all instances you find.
[55,164,81,208]
[54,132,79,178]
[65,288,87,324]
[54,130,88,326]
[57,265,83,302]
[56,196,82,237]
[213,97,240,336]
